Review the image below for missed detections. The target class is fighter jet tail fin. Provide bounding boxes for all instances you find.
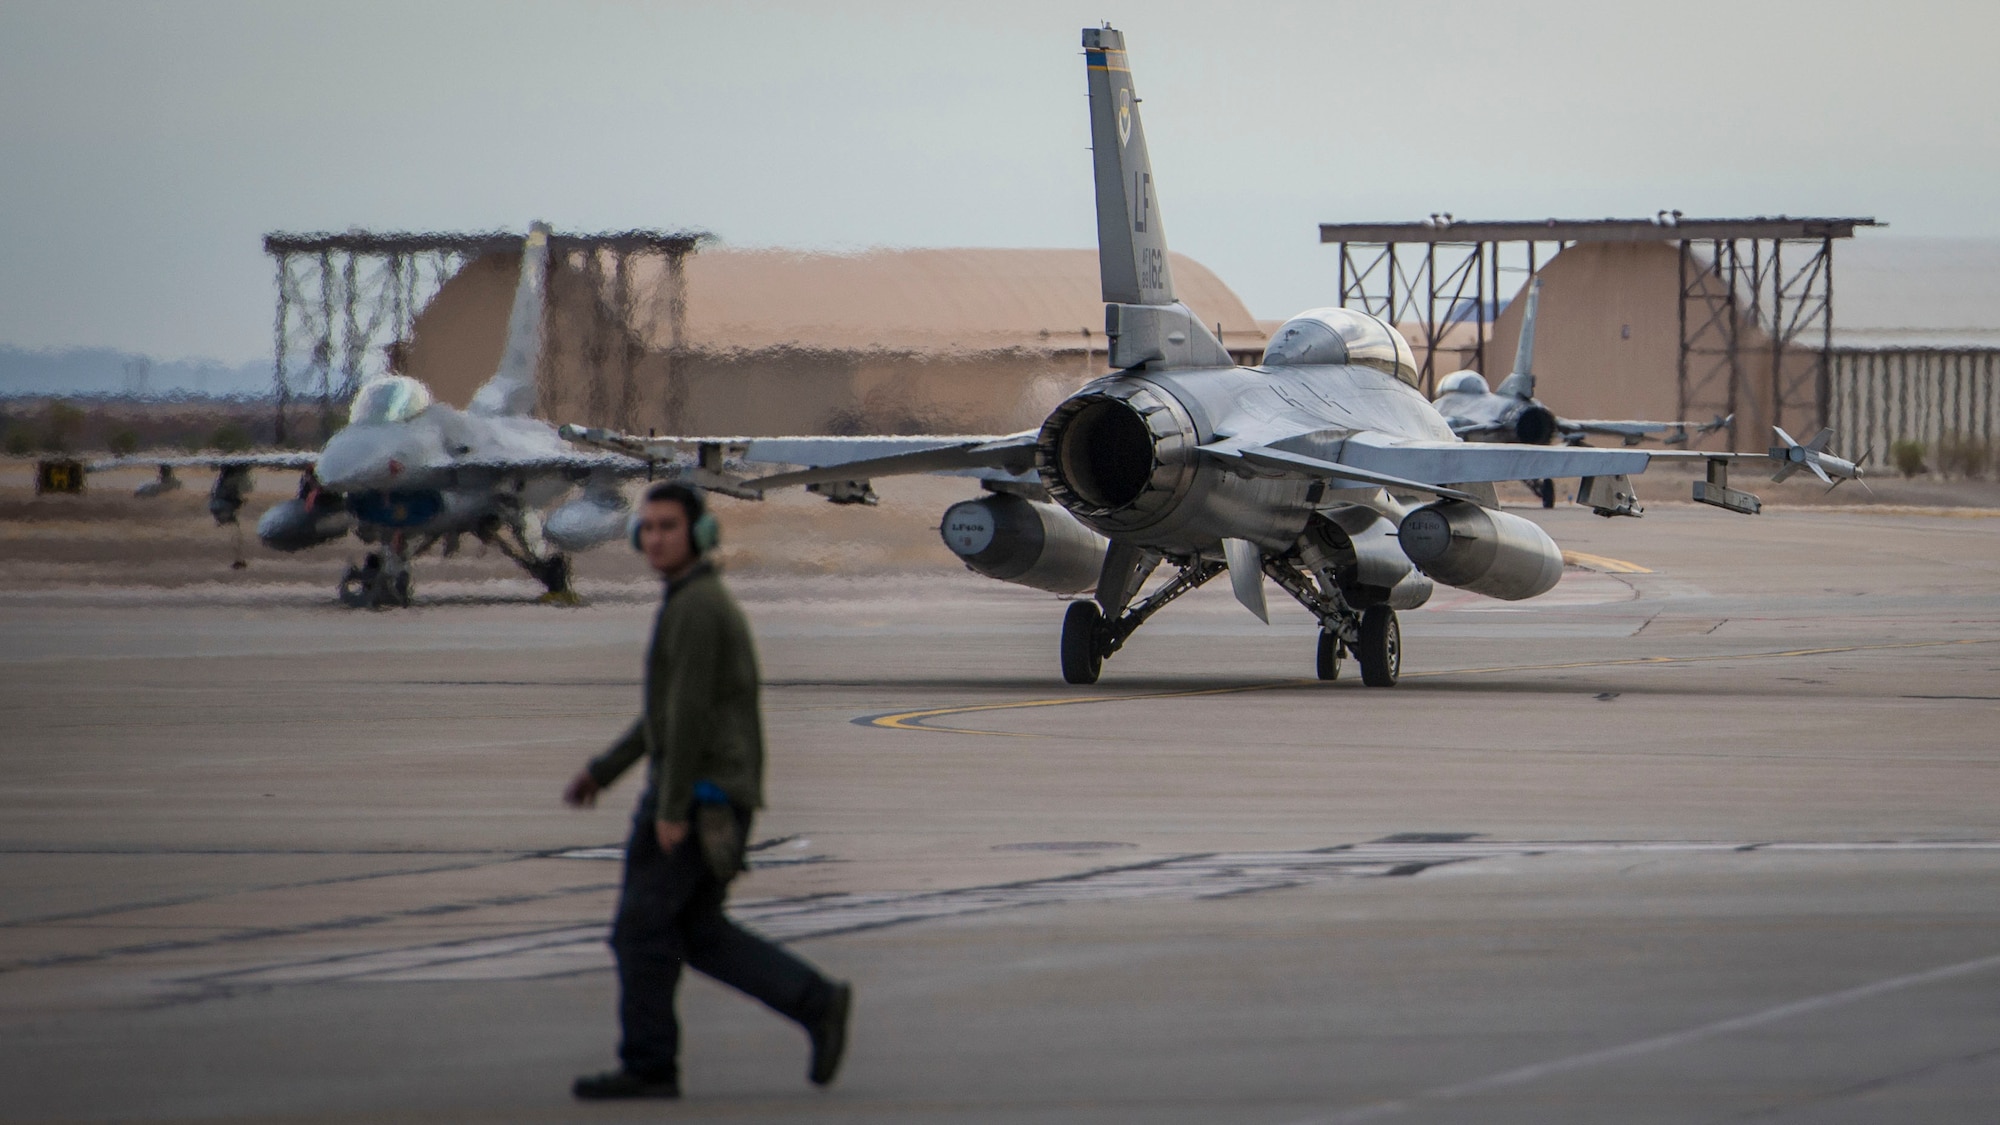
[1085,26,1172,307]
[468,222,551,418]
[1494,276,1543,401]
[1084,28,1230,371]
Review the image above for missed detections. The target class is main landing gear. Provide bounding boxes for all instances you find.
[477,511,580,606]
[1262,556,1401,687]
[1058,543,1404,687]
[334,513,577,609]
[1060,545,1224,685]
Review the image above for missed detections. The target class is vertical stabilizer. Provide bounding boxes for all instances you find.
[1084,27,1173,307]
[1495,276,1542,401]
[1084,28,1229,371]
[469,222,551,417]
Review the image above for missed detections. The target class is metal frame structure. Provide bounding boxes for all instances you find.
[264,229,704,444]
[1320,217,1877,446]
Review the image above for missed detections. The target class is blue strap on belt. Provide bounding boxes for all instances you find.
[693,779,731,806]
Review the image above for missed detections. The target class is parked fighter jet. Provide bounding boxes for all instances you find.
[92,224,655,607]
[565,26,1860,686]
[1432,277,1731,504]
[1433,277,1730,450]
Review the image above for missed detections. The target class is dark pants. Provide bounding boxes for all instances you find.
[610,790,831,1082]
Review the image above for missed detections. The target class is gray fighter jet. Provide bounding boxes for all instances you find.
[565,26,1860,686]
[92,224,654,607]
[1431,276,1731,504]
[1433,277,1730,450]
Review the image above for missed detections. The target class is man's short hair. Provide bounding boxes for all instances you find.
[641,480,707,523]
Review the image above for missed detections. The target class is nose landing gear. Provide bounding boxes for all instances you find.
[338,550,412,609]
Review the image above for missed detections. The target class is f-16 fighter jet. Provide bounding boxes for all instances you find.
[1431,277,1731,504]
[565,26,1860,687]
[1432,276,1730,451]
[92,224,656,607]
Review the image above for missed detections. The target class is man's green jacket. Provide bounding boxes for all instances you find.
[586,562,764,820]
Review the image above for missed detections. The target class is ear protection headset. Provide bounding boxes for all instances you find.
[628,481,721,555]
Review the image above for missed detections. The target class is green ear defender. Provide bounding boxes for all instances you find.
[628,483,720,555]
[690,510,720,554]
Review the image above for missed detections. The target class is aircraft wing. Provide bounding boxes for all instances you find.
[1200,440,1485,502]
[740,436,1039,490]
[448,451,658,477]
[1214,433,1653,488]
[559,426,1040,495]
[1446,418,1513,440]
[87,452,320,473]
[1560,414,1732,447]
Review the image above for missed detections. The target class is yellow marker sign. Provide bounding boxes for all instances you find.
[35,459,84,495]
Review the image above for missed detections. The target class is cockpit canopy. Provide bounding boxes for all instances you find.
[1434,370,1491,397]
[347,376,434,426]
[1260,307,1419,387]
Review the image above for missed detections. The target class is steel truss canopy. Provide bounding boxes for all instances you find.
[1318,214,1882,447]
[1319,216,1879,245]
[262,227,708,444]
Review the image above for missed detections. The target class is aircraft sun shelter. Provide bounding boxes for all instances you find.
[262,229,705,444]
[261,230,1266,444]
[1321,217,1880,451]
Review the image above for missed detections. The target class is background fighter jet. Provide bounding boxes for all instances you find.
[1431,277,1731,504]
[92,224,655,607]
[1432,278,1731,451]
[566,25,1860,687]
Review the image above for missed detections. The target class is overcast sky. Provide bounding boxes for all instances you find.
[3,0,1995,363]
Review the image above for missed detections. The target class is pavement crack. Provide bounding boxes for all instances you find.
[0,881,619,976]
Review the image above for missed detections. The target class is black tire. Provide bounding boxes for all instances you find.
[1356,606,1401,687]
[1315,629,1343,681]
[535,553,573,595]
[1060,601,1104,685]
[337,558,379,608]
[1539,478,1557,509]
[389,569,412,607]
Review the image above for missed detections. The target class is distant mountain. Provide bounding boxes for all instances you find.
[0,346,273,399]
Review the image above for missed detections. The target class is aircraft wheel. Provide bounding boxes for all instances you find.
[337,556,380,608]
[389,569,412,607]
[1356,606,1401,687]
[1315,629,1343,681]
[534,553,573,595]
[1060,601,1104,685]
[1539,478,1557,509]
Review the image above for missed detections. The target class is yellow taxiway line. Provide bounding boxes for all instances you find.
[1560,550,1653,574]
[862,638,1994,736]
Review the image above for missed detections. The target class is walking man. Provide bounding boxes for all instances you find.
[564,481,851,1099]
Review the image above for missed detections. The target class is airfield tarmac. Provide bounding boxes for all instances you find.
[3,474,1999,1123]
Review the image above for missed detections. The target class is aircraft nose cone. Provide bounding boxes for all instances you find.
[315,427,406,492]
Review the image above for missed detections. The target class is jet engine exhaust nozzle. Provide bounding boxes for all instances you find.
[1036,382,1199,534]
[1515,405,1559,445]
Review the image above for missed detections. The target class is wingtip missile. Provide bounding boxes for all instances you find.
[1768,426,1861,487]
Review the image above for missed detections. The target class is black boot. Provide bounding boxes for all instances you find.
[572,1069,680,1100]
[807,981,853,1087]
